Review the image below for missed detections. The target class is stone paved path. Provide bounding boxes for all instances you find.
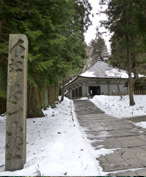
[73,99,146,176]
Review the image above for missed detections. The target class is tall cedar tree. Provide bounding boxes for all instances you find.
[100,0,140,106]
[0,0,92,116]
[108,1,146,90]
[90,36,108,62]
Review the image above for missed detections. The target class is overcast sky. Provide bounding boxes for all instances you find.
[84,0,111,53]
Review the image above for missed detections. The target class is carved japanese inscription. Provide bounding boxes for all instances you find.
[5,34,28,171]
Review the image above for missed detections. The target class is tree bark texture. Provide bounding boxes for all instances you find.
[61,80,65,102]
[27,83,44,118]
[0,22,6,114]
[116,81,122,99]
[0,21,2,41]
[0,97,6,114]
[48,85,59,108]
[0,85,59,115]
[126,34,135,106]
[41,84,49,110]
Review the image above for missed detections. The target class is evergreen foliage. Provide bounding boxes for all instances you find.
[90,36,108,62]
[99,0,146,106]
[0,0,92,115]
[100,0,146,77]
[83,30,108,71]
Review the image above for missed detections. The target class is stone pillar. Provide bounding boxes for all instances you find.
[5,34,28,171]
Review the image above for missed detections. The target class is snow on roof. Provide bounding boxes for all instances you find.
[65,60,145,87]
[80,60,128,78]
[81,71,96,77]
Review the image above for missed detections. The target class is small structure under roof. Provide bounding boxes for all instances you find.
[65,60,128,98]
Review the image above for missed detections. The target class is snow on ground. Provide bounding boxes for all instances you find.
[91,95,146,118]
[91,94,146,131]
[1,95,146,176]
[0,97,108,176]
[135,122,146,129]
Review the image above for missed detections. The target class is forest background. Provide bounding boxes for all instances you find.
[1,0,146,117]
[0,0,93,117]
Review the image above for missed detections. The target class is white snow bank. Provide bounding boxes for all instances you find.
[91,95,146,118]
[134,122,146,129]
[0,97,105,176]
[2,95,146,176]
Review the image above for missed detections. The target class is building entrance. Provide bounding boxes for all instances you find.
[89,86,101,96]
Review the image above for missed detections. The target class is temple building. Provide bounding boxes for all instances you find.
[65,60,129,99]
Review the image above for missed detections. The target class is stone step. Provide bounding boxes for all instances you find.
[73,99,146,175]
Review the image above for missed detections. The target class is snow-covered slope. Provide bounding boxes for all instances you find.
[1,95,146,176]
[91,95,146,118]
[0,97,102,176]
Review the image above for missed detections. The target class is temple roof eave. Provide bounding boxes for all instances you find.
[65,75,128,89]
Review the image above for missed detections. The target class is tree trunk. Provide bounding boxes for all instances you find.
[27,83,44,118]
[0,22,6,114]
[126,34,135,106]
[0,21,2,41]
[117,81,122,99]
[41,84,49,110]
[61,80,65,102]
[0,97,6,115]
[48,84,59,108]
